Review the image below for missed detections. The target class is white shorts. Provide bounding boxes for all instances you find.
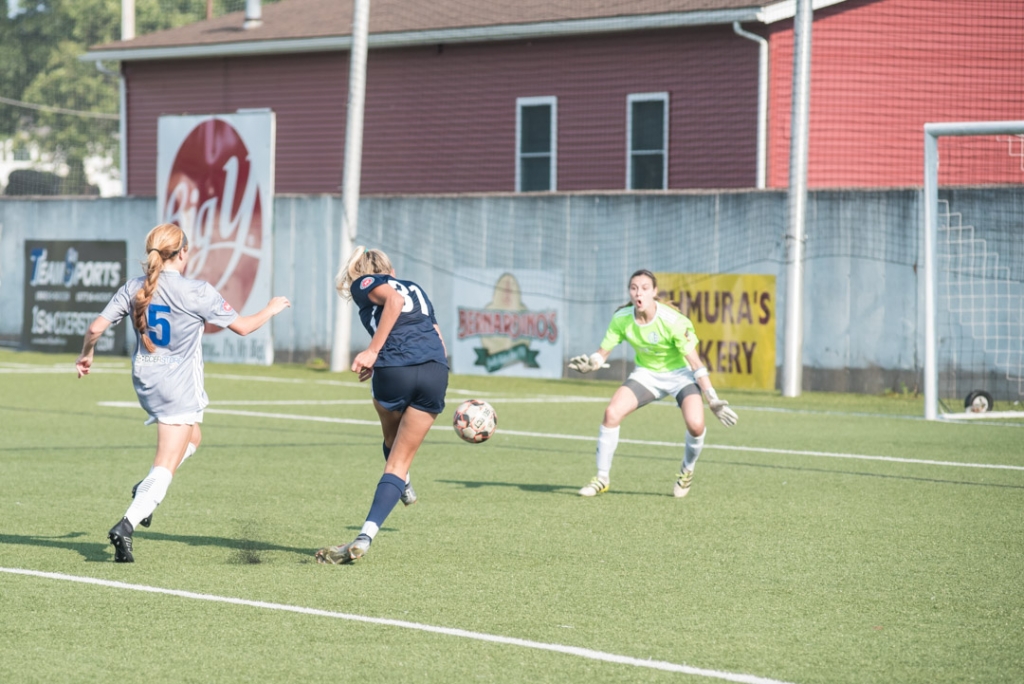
[144,411,204,426]
[625,366,698,407]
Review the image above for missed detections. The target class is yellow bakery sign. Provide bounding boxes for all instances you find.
[655,273,776,390]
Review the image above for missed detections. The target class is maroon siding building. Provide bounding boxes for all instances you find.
[86,0,1024,196]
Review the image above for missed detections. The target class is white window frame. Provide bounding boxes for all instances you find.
[516,96,558,192]
[626,92,669,190]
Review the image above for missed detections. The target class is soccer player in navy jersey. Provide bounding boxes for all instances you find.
[76,223,290,562]
[316,247,449,564]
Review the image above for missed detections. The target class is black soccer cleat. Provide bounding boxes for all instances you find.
[131,480,152,528]
[108,517,135,563]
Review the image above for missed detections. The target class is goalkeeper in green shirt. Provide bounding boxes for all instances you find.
[569,269,737,498]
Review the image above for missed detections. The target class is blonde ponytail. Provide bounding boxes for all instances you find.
[335,246,394,300]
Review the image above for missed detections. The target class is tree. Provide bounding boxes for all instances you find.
[2,1,279,195]
[22,39,119,193]
[0,1,75,139]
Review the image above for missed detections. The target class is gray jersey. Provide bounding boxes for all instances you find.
[100,270,238,420]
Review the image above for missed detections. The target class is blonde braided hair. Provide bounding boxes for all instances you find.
[133,223,187,352]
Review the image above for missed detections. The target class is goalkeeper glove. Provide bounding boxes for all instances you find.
[568,352,608,373]
[704,387,738,427]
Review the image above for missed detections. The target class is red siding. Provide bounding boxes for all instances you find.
[126,53,347,195]
[361,28,758,193]
[768,0,1024,188]
[126,26,760,195]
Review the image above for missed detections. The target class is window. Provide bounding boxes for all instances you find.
[627,92,669,190]
[516,96,557,192]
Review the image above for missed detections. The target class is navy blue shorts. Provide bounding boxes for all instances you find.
[371,361,449,414]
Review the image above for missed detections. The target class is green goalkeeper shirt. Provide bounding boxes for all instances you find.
[599,302,699,372]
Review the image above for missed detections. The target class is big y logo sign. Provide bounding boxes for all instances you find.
[157,112,276,364]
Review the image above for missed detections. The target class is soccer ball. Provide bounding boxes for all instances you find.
[453,399,497,444]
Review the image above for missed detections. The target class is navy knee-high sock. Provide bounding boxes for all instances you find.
[361,473,405,539]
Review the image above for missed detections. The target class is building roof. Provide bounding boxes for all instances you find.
[84,0,849,62]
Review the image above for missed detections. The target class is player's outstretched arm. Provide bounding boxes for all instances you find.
[685,350,738,427]
[568,350,610,373]
[76,315,112,378]
[228,296,291,336]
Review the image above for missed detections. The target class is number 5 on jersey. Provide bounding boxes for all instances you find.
[148,304,172,346]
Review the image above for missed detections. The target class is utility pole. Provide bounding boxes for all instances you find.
[782,0,812,397]
[330,0,371,372]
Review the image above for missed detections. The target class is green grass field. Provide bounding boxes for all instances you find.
[1,348,1022,683]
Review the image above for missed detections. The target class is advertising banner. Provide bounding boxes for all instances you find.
[157,111,276,365]
[655,273,776,390]
[453,270,564,378]
[22,240,127,354]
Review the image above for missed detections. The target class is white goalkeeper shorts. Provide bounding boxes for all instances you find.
[626,366,698,406]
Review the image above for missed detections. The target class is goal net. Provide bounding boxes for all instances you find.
[924,121,1024,420]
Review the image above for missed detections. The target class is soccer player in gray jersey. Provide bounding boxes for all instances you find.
[76,223,290,562]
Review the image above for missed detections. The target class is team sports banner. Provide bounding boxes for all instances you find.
[452,269,564,378]
[157,111,276,365]
[655,273,776,390]
[21,240,127,354]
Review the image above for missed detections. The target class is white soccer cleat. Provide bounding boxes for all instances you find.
[673,470,694,498]
[315,535,371,564]
[578,476,609,497]
[401,481,418,506]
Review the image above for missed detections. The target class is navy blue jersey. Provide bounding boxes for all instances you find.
[351,274,448,368]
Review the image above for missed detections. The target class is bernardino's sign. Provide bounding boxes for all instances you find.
[21,240,127,354]
[156,110,276,365]
[655,273,777,390]
[452,269,564,378]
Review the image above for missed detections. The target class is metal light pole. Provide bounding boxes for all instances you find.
[782,0,812,397]
[330,0,371,372]
[119,0,134,196]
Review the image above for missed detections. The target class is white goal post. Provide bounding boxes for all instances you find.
[923,120,1024,420]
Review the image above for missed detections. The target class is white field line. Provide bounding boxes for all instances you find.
[93,404,1024,472]
[0,364,367,386]
[245,396,608,405]
[96,402,381,427]
[499,429,1024,472]
[99,397,607,407]
[6,360,1015,423]
[4,362,1019,428]
[0,366,130,374]
[939,410,1024,420]
[0,568,795,684]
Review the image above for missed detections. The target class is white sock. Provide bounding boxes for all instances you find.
[124,466,173,529]
[359,522,380,539]
[682,429,706,472]
[179,443,197,467]
[595,424,620,481]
